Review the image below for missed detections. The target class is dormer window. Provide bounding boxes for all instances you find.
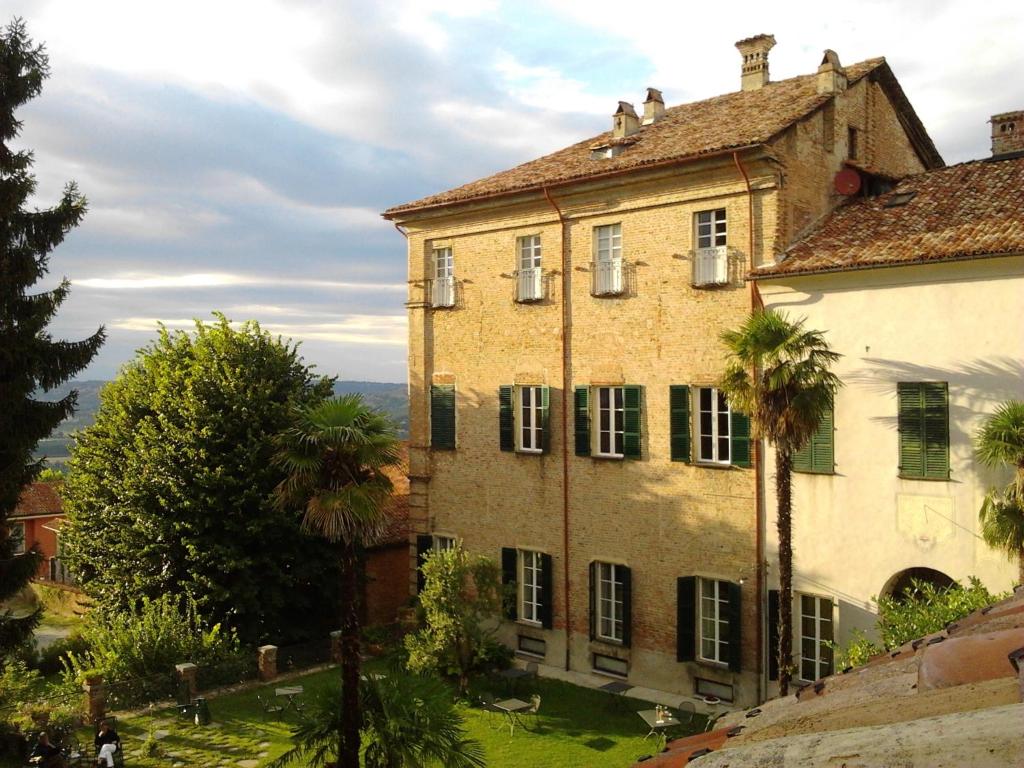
[590,145,624,160]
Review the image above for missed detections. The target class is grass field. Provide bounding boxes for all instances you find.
[3,665,705,767]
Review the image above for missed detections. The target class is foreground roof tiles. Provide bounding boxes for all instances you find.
[385,60,889,216]
[754,154,1024,277]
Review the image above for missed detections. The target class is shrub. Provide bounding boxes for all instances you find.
[875,576,1001,649]
[61,594,243,707]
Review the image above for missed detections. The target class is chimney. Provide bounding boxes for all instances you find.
[642,88,665,125]
[735,34,776,91]
[817,50,848,95]
[613,101,640,138]
[991,111,1024,157]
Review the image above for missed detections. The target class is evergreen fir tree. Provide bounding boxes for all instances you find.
[0,18,104,656]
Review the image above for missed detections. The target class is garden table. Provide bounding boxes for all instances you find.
[637,708,681,740]
[275,685,305,713]
[493,697,532,736]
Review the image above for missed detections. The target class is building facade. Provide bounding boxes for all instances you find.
[754,115,1024,688]
[385,36,939,704]
[10,482,72,584]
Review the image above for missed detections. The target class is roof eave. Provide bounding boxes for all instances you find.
[382,143,765,221]
[749,249,1024,280]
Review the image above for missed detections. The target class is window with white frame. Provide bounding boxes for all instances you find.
[699,578,730,664]
[697,387,731,464]
[516,235,543,301]
[431,247,454,307]
[596,562,625,643]
[799,594,834,682]
[433,535,456,551]
[595,386,625,458]
[696,209,727,248]
[10,521,25,554]
[519,550,543,625]
[592,224,623,295]
[518,386,544,453]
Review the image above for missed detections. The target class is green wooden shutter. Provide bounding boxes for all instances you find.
[898,383,949,479]
[726,581,742,672]
[620,566,632,647]
[676,576,696,662]
[501,547,518,620]
[794,404,834,474]
[767,589,780,681]
[730,411,752,468]
[430,385,456,450]
[540,386,551,454]
[669,385,691,462]
[539,553,553,629]
[623,386,642,459]
[498,385,514,452]
[416,535,432,594]
[588,562,597,640]
[574,387,591,456]
[923,383,949,479]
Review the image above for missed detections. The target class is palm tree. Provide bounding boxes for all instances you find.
[270,671,485,768]
[974,400,1024,585]
[720,310,841,695]
[274,395,401,768]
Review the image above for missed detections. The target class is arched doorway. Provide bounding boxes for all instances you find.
[880,567,955,601]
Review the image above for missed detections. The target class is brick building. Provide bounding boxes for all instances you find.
[384,35,941,705]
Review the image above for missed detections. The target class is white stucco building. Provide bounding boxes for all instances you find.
[751,111,1024,685]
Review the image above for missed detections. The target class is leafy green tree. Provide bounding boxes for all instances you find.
[0,18,104,658]
[61,317,335,645]
[720,310,840,695]
[271,671,484,768]
[405,543,505,695]
[273,395,401,768]
[975,400,1024,584]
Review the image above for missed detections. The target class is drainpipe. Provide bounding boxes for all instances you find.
[733,150,765,703]
[544,186,573,672]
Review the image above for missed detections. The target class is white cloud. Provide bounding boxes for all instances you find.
[75,272,405,291]
[110,314,407,345]
[493,51,611,115]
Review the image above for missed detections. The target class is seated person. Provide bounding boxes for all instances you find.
[29,733,67,768]
[94,721,120,767]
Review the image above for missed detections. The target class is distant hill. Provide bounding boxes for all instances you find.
[33,378,408,466]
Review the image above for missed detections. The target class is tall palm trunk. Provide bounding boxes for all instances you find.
[775,447,794,696]
[1018,545,1024,587]
[338,540,362,768]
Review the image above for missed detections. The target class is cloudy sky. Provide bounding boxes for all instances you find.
[6,0,1023,383]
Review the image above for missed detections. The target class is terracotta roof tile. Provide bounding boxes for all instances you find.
[754,155,1024,277]
[12,483,62,518]
[373,442,410,547]
[385,60,887,216]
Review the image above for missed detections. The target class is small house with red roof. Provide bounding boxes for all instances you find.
[9,482,73,584]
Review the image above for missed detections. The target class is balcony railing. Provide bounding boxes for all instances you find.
[693,246,729,287]
[429,276,455,308]
[591,259,624,296]
[515,267,543,302]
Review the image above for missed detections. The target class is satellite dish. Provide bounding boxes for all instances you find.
[834,168,861,196]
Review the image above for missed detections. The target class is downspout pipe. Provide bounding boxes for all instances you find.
[733,150,765,704]
[544,186,573,672]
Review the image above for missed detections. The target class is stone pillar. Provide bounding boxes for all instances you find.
[82,674,105,723]
[257,645,278,681]
[175,663,198,702]
[330,631,344,663]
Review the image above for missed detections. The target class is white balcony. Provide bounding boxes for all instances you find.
[693,246,729,287]
[430,275,455,308]
[516,267,543,302]
[591,259,624,296]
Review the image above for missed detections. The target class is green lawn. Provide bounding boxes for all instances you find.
[4,666,704,767]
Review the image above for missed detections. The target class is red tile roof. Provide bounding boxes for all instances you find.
[385,59,940,217]
[372,443,409,548]
[753,155,1024,277]
[12,483,63,518]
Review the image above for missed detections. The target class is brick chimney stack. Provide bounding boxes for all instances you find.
[735,34,776,91]
[816,50,848,95]
[613,101,640,138]
[991,111,1024,157]
[642,88,665,125]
